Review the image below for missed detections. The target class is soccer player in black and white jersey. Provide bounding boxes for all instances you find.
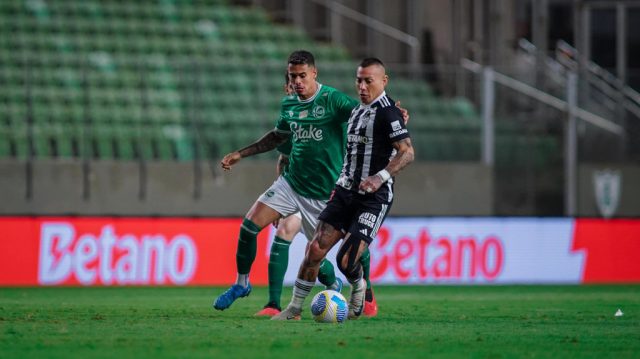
[273,58,414,320]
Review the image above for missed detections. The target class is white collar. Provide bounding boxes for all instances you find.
[362,91,387,107]
[298,83,322,103]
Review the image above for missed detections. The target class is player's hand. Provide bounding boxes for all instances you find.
[359,174,383,194]
[220,152,242,171]
[396,101,410,124]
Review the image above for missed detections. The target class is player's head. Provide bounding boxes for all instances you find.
[356,57,388,105]
[287,50,318,100]
[283,71,294,95]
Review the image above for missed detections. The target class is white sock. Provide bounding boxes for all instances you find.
[327,280,340,291]
[235,274,249,287]
[349,277,365,292]
[290,278,314,309]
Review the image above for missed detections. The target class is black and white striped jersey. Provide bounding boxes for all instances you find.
[338,91,410,192]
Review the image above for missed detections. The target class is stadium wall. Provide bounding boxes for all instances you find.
[0,217,638,286]
[0,159,493,216]
[2,159,639,216]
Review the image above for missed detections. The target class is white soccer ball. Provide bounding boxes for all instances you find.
[310,289,348,323]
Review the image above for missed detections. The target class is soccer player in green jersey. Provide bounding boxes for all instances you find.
[255,73,377,317]
[256,75,340,316]
[214,50,391,314]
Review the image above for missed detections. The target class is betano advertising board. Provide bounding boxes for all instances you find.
[0,217,638,286]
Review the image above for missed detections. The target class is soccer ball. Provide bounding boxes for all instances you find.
[310,289,348,323]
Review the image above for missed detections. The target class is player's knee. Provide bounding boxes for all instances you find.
[306,240,327,266]
[336,249,361,279]
[275,226,295,241]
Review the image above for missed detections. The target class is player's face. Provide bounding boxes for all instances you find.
[356,65,388,105]
[287,63,318,100]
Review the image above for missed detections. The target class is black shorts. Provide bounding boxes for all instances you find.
[319,185,393,244]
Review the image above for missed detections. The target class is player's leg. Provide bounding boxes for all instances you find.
[213,200,281,310]
[271,220,343,320]
[256,212,301,316]
[336,234,369,319]
[359,247,378,317]
[297,197,343,292]
[318,258,342,292]
[340,195,391,319]
[215,177,297,311]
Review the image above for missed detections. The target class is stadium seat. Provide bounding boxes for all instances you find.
[0,0,494,163]
[0,126,12,158]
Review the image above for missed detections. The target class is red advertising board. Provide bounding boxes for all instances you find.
[0,217,638,286]
[573,219,640,283]
[0,217,270,286]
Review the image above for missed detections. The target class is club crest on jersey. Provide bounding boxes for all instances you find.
[312,106,325,118]
[360,110,372,126]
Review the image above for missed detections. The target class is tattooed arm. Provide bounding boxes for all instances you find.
[276,154,290,176]
[358,138,415,193]
[385,137,415,176]
[220,130,288,171]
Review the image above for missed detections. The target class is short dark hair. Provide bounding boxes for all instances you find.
[359,57,385,68]
[288,50,315,67]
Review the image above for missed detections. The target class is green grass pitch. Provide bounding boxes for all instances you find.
[1,285,638,358]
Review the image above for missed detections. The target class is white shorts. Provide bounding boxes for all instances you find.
[258,176,327,241]
[289,212,302,220]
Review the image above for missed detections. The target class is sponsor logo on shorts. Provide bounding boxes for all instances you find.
[358,213,377,228]
[265,190,275,198]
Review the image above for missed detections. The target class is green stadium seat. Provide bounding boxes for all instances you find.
[31,124,53,158]
[7,125,29,159]
[0,126,11,158]
[52,123,76,158]
[110,124,135,160]
[0,0,485,163]
[91,124,116,159]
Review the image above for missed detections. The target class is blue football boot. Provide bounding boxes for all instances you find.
[213,284,252,310]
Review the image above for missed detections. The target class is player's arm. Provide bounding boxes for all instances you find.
[359,138,414,193]
[220,130,288,171]
[275,136,293,176]
[384,138,415,176]
[276,154,289,176]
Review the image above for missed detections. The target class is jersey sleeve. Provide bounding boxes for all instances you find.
[275,97,293,134]
[382,107,410,143]
[276,137,292,155]
[330,90,359,123]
